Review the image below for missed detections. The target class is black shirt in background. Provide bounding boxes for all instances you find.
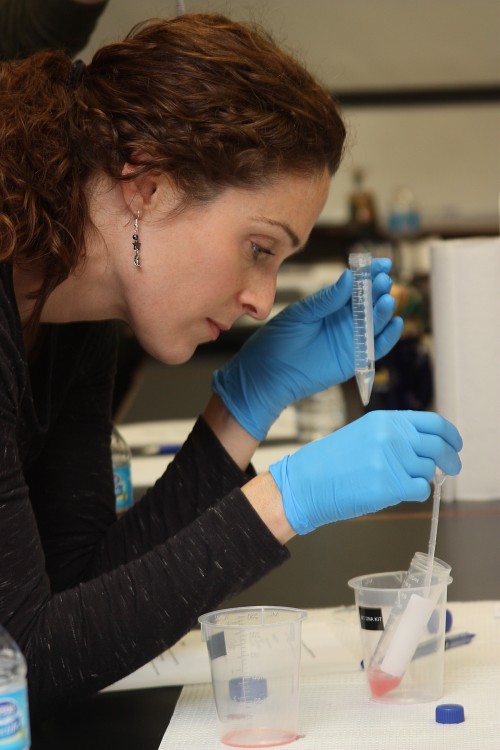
[0,0,108,60]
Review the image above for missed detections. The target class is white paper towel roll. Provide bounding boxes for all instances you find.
[430,237,500,501]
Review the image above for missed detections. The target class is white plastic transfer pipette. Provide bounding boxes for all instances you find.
[424,468,446,592]
[349,251,375,406]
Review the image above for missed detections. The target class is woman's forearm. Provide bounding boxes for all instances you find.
[242,472,296,545]
[202,394,295,545]
[202,393,260,471]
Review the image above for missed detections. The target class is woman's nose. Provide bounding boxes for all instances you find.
[239,275,277,321]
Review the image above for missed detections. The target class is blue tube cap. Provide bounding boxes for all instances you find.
[436,704,465,724]
[445,608,453,632]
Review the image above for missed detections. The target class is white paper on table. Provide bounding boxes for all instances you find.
[102,630,210,692]
[104,607,360,692]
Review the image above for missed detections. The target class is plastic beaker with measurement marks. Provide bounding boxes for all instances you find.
[199,606,307,747]
[348,560,452,704]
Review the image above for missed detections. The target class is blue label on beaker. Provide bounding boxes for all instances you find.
[229,677,268,703]
[207,632,226,660]
[0,689,30,749]
[113,465,133,511]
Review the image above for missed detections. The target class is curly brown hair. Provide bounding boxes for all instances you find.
[0,13,346,323]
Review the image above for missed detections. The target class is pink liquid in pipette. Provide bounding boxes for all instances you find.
[367,666,402,698]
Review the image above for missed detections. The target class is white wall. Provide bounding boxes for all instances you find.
[324,104,500,227]
[80,0,500,229]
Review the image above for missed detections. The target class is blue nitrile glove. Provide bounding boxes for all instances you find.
[269,410,463,535]
[212,258,403,440]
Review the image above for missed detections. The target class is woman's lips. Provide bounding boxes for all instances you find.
[207,318,229,340]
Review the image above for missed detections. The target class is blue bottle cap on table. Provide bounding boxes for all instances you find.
[436,704,465,724]
[229,676,267,703]
[427,608,453,634]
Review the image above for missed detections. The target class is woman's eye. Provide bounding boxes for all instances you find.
[251,242,274,259]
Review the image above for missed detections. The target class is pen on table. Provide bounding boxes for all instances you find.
[445,632,476,649]
[360,632,476,669]
[131,444,182,457]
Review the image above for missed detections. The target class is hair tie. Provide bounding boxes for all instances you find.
[68,59,86,89]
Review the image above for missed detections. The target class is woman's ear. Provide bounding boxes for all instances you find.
[120,163,160,216]
[120,163,181,219]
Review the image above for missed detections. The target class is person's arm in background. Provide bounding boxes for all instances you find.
[0,0,108,60]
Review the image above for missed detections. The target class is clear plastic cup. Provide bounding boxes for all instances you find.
[199,606,307,747]
[348,557,452,704]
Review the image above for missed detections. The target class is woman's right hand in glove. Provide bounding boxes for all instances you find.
[268,410,462,536]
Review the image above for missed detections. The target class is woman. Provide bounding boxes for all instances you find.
[0,14,462,719]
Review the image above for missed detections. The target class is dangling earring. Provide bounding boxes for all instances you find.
[132,211,141,268]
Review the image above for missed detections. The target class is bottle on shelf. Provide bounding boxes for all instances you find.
[348,167,379,236]
[387,186,422,281]
[387,186,421,239]
[0,625,30,750]
[111,426,133,514]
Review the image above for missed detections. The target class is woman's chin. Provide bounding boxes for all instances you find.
[138,337,197,367]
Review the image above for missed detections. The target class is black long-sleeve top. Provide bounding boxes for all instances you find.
[0,263,289,720]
